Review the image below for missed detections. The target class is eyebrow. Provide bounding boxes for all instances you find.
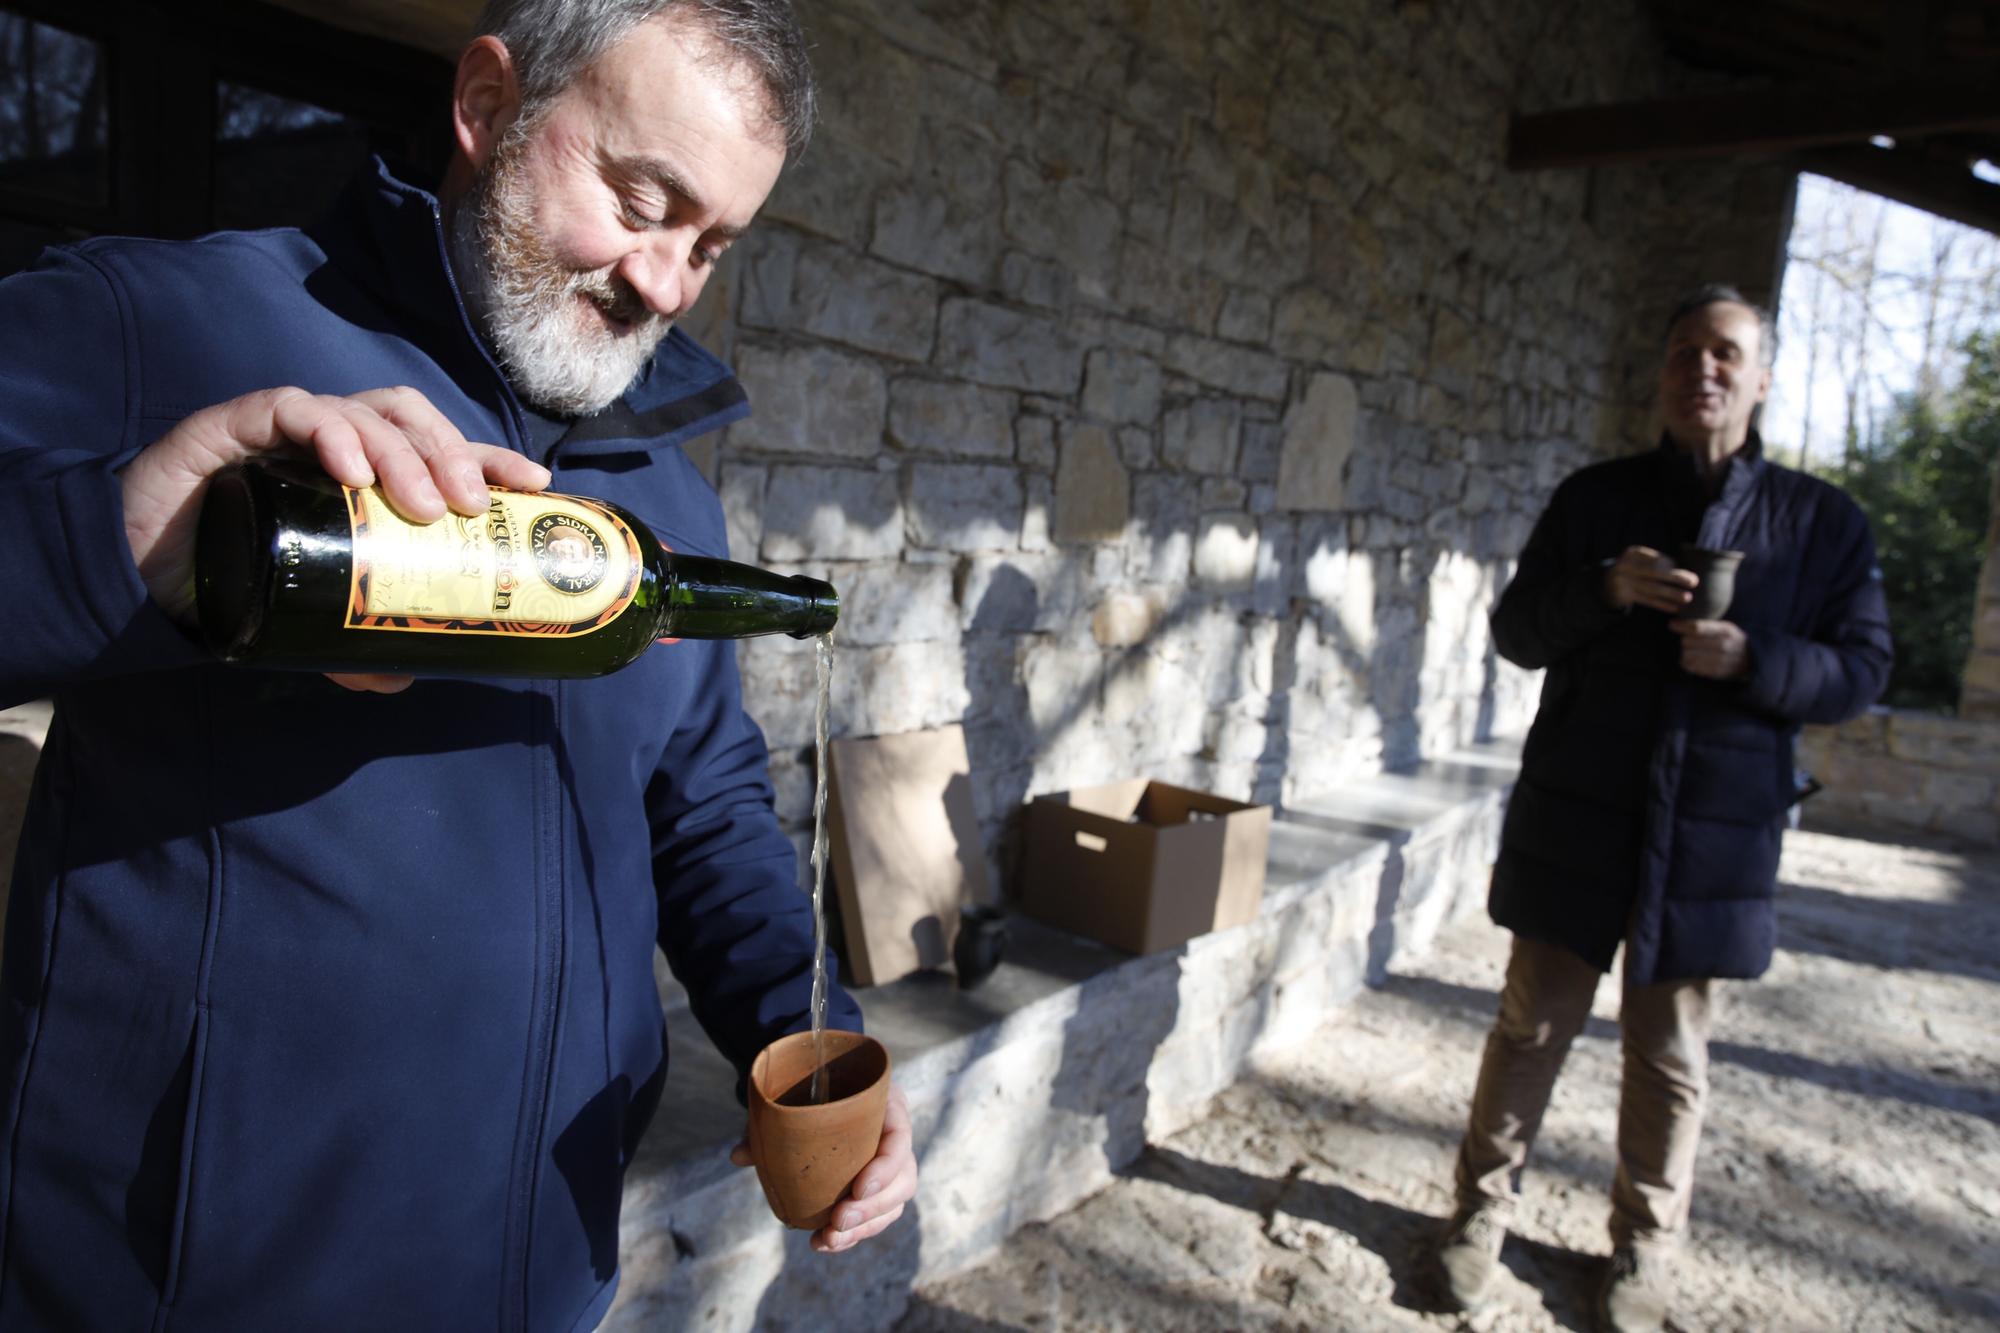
[615,155,751,240]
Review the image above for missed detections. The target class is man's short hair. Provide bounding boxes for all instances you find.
[473,0,816,154]
[1665,283,1777,368]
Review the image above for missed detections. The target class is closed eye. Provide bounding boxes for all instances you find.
[619,197,665,230]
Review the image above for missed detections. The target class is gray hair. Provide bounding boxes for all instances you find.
[473,0,816,154]
[1665,283,1777,368]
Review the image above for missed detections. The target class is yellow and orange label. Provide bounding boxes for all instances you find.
[343,487,641,638]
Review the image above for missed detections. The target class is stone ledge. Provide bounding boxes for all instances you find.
[1799,707,2000,846]
[607,739,1519,1330]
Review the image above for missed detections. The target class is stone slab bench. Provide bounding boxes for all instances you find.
[605,740,1520,1330]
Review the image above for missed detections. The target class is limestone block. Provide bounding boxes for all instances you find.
[1857,792,1939,830]
[761,464,903,562]
[1937,808,2000,846]
[960,551,1085,634]
[1277,372,1359,512]
[1217,289,1274,345]
[1920,767,1995,812]
[737,633,824,750]
[715,462,766,563]
[1081,348,1164,425]
[1846,755,1926,803]
[1092,590,1162,648]
[728,342,886,459]
[835,640,971,738]
[1126,474,1197,581]
[1002,161,1121,298]
[1016,415,1057,470]
[1162,398,1243,475]
[764,749,815,827]
[830,560,958,646]
[1163,332,1290,402]
[1959,651,2000,702]
[808,10,923,164]
[1194,514,1259,590]
[908,462,1024,553]
[887,378,1016,460]
[936,298,1087,395]
[1271,287,1359,365]
[1022,474,1053,552]
[1833,708,1891,748]
[1239,419,1283,483]
[1200,478,1248,511]
[999,250,1074,310]
[1117,236,1225,331]
[1118,426,1157,470]
[1253,517,1296,618]
[1887,713,2000,773]
[1102,652,1206,754]
[872,183,1001,289]
[758,133,879,246]
[1052,423,1131,545]
[1022,643,1102,735]
[740,231,939,363]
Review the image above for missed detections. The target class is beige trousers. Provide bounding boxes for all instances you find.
[1453,933,1713,1248]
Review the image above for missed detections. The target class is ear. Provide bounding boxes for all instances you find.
[1753,363,1773,404]
[452,35,521,172]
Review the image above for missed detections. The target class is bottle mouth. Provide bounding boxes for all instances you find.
[788,577,839,639]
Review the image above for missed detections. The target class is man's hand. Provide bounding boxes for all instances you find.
[730,1080,918,1254]
[119,386,551,691]
[1670,617,1751,680]
[1602,545,1698,614]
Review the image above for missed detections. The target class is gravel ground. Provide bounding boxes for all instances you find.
[897,826,2000,1332]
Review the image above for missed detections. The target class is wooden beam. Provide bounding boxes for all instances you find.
[1509,76,2000,169]
[1798,144,2000,235]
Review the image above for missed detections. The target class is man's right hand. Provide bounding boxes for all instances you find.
[1601,545,1698,614]
[120,386,551,691]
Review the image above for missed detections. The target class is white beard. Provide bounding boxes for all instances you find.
[449,137,671,417]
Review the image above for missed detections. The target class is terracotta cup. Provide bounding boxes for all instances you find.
[746,1029,891,1230]
[1675,545,1745,620]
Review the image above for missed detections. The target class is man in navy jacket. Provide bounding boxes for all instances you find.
[1430,287,1892,1332]
[0,2,914,1328]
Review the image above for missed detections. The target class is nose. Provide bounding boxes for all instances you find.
[616,237,695,321]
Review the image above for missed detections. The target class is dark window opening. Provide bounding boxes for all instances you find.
[0,0,452,276]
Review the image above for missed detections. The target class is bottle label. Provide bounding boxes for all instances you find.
[343,487,641,638]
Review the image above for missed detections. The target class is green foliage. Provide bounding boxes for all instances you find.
[1821,333,2000,712]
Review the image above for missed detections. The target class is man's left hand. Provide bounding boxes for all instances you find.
[731,1080,918,1254]
[1670,617,1750,680]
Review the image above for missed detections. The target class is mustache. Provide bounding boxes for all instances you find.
[573,272,659,331]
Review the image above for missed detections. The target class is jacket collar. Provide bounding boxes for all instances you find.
[1655,429,1767,549]
[311,158,748,459]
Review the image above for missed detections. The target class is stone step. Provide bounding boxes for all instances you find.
[608,740,1519,1330]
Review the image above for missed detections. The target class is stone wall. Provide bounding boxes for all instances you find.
[679,0,1796,887]
[1798,709,2000,846]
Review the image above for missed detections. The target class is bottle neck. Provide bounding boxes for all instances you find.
[654,554,839,641]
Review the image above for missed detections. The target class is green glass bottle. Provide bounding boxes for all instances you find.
[196,457,837,678]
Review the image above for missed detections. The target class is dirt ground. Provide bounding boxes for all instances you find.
[897,825,2000,1332]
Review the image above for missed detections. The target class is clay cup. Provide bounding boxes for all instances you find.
[746,1030,891,1231]
[1674,545,1744,620]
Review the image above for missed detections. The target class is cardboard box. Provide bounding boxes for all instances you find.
[825,724,990,986]
[1020,779,1272,955]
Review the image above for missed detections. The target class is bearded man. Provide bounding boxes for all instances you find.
[0,2,914,1328]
